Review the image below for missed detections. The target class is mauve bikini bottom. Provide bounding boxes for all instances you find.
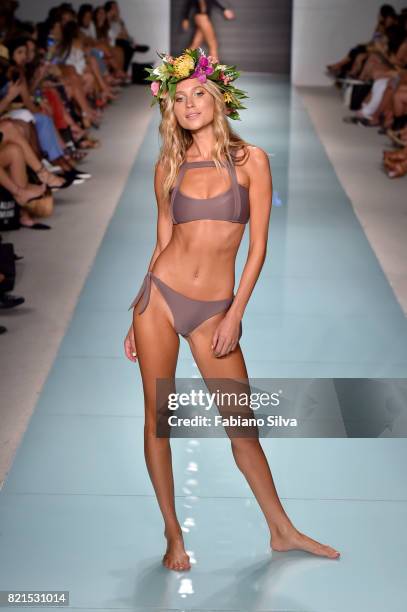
[128,271,243,340]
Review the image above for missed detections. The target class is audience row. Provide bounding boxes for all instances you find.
[0,0,149,334]
[327,3,407,178]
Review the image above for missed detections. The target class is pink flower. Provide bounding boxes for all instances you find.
[191,56,214,83]
[150,81,160,96]
[198,55,209,68]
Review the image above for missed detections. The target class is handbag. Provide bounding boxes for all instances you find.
[0,186,20,231]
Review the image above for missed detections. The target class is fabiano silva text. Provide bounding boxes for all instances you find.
[167,415,297,428]
[164,390,298,428]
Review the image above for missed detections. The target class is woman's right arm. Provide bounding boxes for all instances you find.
[146,159,174,271]
[0,81,22,115]
[124,161,173,362]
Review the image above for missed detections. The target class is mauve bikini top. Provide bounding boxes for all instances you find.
[170,159,250,225]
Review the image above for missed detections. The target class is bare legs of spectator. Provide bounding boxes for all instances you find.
[88,54,117,100]
[393,84,407,121]
[11,118,43,159]
[59,65,100,127]
[0,120,65,189]
[0,143,47,224]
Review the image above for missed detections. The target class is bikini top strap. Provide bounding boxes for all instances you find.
[227,157,241,221]
[170,163,189,220]
[170,160,215,205]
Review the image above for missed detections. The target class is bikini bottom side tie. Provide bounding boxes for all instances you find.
[128,271,152,313]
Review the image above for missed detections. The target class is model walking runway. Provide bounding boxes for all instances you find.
[1,73,407,611]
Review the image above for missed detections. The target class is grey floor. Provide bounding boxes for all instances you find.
[0,76,406,611]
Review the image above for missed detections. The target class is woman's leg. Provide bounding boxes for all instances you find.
[0,119,42,171]
[359,78,389,119]
[0,120,66,187]
[131,280,191,571]
[194,14,219,60]
[393,84,407,118]
[189,21,205,50]
[185,318,340,560]
[81,69,97,96]
[7,117,42,158]
[370,83,395,126]
[59,65,98,122]
[110,44,125,73]
[0,143,46,216]
[88,54,110,94]
[359,54,383,81]
[348,52,368,78]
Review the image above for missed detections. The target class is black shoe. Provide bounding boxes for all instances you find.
[49,174,75,191]
[134,44,149,53]
[14,253,24,260]
[0,325,7,334]
[65,168,92,180]
[19,221,51,230]
[0,293,25,309]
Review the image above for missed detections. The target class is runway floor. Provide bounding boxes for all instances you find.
[0,75,406,611]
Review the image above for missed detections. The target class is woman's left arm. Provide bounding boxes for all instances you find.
[228,146,273,321]
[19,76,39,113]
[213,0,235,19]
[212,146,272,357]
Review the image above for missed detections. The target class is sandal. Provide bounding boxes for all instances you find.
[19,221,51,230]
[343,116,371,126]
[35,163,70,189]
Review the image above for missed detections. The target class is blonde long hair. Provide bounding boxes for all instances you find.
[157,79,251,200]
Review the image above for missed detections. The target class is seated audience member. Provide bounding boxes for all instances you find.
[104,1,149,73]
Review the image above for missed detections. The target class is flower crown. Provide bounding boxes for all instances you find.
[144,47,249,120]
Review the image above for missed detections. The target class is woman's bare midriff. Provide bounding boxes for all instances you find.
[151,220,246,300]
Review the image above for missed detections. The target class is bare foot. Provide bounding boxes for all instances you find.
[36,167,66,188]
[14,183,46,206]
[162,530,191,571]
[271,527,340,559]
[19,210,42,226]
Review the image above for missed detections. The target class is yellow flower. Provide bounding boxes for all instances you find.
[173,53,195,78]
[223,91,233,104]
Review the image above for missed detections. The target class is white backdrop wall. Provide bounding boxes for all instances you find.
[15,0,170,61]
[291,0,407,86]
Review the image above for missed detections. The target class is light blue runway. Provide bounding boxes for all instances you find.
[1,75,406,611]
